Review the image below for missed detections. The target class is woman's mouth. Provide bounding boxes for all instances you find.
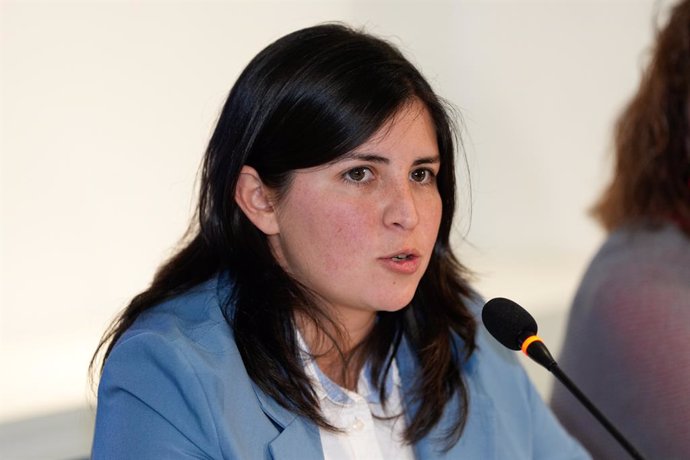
[380,252,421,274]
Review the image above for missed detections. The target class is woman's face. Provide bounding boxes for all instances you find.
[268,99,443,331]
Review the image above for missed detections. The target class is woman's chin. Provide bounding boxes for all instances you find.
[375,294,416,313]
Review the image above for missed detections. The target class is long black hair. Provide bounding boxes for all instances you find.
[93,23,477,447]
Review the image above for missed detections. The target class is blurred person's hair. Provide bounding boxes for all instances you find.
[593,0,690,234]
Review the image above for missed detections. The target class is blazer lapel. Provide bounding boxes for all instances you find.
[251,382,324,460]
[268,420,324,460]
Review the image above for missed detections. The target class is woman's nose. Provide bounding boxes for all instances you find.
[382,181,420,230]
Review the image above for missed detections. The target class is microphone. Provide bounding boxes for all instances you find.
[482,297,645,460]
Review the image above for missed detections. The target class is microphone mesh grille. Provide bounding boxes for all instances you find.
[482,297,538,350]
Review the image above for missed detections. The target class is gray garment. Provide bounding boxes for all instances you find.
[551,223,690,460]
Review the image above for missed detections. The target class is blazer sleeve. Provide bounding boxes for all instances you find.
[91,332,221,459]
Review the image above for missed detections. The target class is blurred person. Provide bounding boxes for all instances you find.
[551,1,690,458]
[90,24,589,459]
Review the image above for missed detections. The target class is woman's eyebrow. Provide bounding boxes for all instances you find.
[413,156,441,166]
[345,153,390,164]
[342,153,440,165]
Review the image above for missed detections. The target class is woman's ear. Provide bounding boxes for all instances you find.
[234,166,280,235]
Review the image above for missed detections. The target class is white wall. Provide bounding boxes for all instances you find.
[0,0,660,422]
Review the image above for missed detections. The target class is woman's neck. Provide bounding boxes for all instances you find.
[295,309,376,391]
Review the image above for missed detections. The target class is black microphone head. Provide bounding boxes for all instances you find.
[482,297,538,350]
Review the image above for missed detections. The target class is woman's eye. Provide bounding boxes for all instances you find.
[411,168,435,183]
[344,167,372,182]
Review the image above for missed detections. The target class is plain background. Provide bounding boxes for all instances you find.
[0,0,666,426]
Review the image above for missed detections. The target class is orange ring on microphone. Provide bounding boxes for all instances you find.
[521,335,543,355]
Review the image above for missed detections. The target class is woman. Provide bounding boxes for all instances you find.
[551,1,690,459]
[91,24,588,459]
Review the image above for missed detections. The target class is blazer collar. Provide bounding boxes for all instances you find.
[249,328,497,460]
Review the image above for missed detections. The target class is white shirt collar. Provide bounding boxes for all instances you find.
[295,328,402,407]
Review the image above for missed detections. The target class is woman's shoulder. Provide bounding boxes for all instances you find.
[102,273,245,392]
[99,271,249,412]
[93,274,275,459]
[118,273,236,352]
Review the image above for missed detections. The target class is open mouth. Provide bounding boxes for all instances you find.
[381,252,421,274]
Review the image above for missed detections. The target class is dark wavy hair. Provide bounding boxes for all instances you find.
[592,0,690,234]
[92,23,477,447]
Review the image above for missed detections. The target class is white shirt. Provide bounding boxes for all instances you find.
[297,333,416,460]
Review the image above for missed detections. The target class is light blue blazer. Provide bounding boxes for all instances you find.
[92,275,589,459]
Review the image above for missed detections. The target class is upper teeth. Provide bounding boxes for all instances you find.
[393,254,408,260]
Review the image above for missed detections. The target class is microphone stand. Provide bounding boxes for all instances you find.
[526,342,646,460]
[550,365,644,460]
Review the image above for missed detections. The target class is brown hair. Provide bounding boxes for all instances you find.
[592,0,690,234]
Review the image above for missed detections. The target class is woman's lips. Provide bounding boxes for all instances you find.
[378,253,421,274]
